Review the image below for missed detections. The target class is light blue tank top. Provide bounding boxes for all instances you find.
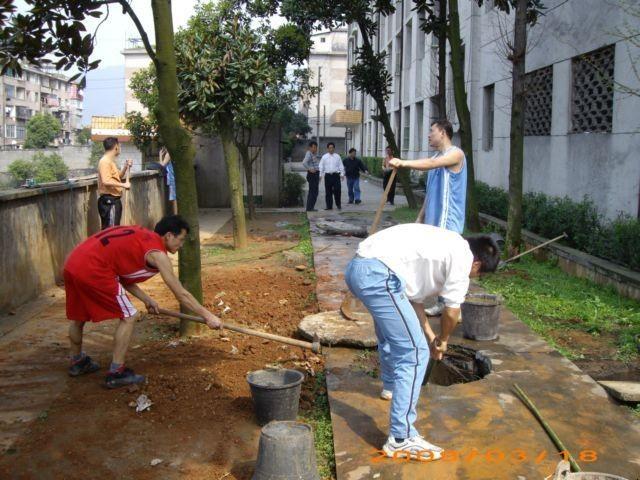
[423,146,467,234]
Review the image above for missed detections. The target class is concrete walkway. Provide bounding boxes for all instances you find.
[290,162,408,214]
[307,211,640,480]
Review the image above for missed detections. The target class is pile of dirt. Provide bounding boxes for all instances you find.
[0,214,323,480]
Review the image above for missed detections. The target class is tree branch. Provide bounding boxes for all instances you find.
[99,0,157,63]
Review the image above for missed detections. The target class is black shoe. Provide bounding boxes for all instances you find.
[355,200,361,204]
[306,209,318,212]
[68,356,100,377]
[324,208,333,211]
[348,200,354,204]
[105,367,145,389]
[337,206,342,210]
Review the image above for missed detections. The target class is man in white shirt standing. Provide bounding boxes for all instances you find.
[344,224,499,461]
[318,142,345,210]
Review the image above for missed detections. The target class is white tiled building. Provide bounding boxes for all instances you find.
[0,65,84,148]
[348,0,640,219]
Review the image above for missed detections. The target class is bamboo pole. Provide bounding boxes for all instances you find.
[512,383,581,472]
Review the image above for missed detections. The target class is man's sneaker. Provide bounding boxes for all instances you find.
[68,356,100,377]
[425,301,445,317]
[380,389,393,401]
[105,367,145,389]
[355,200,361,204]
[382,435,444,461]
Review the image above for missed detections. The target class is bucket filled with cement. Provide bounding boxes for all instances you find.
[247,369,304,425]
[461,293,503,341]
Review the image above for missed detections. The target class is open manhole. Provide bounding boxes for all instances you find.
[426,344,492,387]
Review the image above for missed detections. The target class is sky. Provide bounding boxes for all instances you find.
[15,1,200,124]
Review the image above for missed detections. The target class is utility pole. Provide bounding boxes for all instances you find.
[323,105,326,140]
[316,66,321,148]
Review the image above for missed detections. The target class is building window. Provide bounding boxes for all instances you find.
[524,66,553,136]
[483,84,495,151]
[571,45,615,133]
[405,21,413,67]
[402,106,410,152]
[16,126,25,140]
[430,95,441,122]
[5,125,16,138]
[320,37,326,43]
[5,85,15,99]
[416,101,424,151]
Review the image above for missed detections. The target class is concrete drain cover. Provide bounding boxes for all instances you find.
[298,311,377,348]
[428,344,492,387]
[314,220,368,238]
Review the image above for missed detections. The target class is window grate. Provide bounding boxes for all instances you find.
[524,66,553,136]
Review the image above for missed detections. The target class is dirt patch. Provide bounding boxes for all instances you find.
[0,214,322,479]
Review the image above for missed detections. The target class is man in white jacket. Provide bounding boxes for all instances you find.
[345,224,500,461]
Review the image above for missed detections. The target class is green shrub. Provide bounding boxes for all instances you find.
[7,153,69,185]
[361,156,383,178]
[89,141,103,168]
[281,171,306,207]
[476,181,640,271]
[7,159,36,184]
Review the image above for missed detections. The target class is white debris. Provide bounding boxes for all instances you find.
[205,383,213,391]
[135,394,153,413]
[222,305,232,315]
[150,458,163,466]
[214,291,226,299]
[230,345,239,355]
[217,300,225,307]
[220,336,230,342]
[167,340,180,348]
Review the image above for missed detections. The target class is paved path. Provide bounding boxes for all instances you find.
[307,212,640,480]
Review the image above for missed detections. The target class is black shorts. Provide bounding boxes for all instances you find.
[97,194,123,230]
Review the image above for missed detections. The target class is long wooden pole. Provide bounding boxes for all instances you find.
[504,233,567,264]
[156,308,320,353]
[370,168,397,235]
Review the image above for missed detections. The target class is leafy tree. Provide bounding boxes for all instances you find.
[1,0,206,336]
[273,0,418,208]
[88,141,103,169]
[77,126,91,145]
[8,152,68,184]
[24,113,62,148]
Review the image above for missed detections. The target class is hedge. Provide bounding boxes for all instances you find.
[476,182,640,271]
[361,156,384,178]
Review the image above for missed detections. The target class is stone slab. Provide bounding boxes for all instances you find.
[598,381,640,402]
[298,311,377,348]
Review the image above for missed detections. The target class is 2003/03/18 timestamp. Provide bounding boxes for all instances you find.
[369,448,599,464]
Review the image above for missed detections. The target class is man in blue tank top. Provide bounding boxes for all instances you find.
[389,119,467,234]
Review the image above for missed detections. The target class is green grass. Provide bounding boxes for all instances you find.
[390,206,419,224]
[352,349,379,378]
[299,372,336,480]
[478,257,640,362]
[289,215,315,267]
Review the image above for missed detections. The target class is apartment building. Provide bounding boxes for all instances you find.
[347,0,640,219]
[0,65,84,149]
[299,27,352,150]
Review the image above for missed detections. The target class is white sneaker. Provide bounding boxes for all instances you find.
[382,435,444,461]
[425,301,444,317]
[380,389,393,400]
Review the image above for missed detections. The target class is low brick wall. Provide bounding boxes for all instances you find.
[0,171,166,312]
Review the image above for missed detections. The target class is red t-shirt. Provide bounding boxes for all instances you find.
[64,226,167,285]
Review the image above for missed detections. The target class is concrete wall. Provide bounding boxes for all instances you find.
[349,0,640,219]
[0,145,92,172]
[0,171,166,312]
[193,125,282,208]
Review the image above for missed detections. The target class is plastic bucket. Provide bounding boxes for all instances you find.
[247,369,305,426]
[461,293,503,341]
[252,421,320,480]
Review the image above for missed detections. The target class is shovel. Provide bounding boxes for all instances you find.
[340,168,397,321]
[156,308,322,354]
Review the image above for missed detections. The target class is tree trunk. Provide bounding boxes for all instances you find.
[237,142,256,220]
[356,20,417,209]
[219,116,248,249]
[506,0,528,257]
[151,0,204,336]
[447,0,480,231]
[437,0,447,117]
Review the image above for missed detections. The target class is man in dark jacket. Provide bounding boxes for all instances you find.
[343,148,369,204]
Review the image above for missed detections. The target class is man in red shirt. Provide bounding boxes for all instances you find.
[64,215,221,388]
